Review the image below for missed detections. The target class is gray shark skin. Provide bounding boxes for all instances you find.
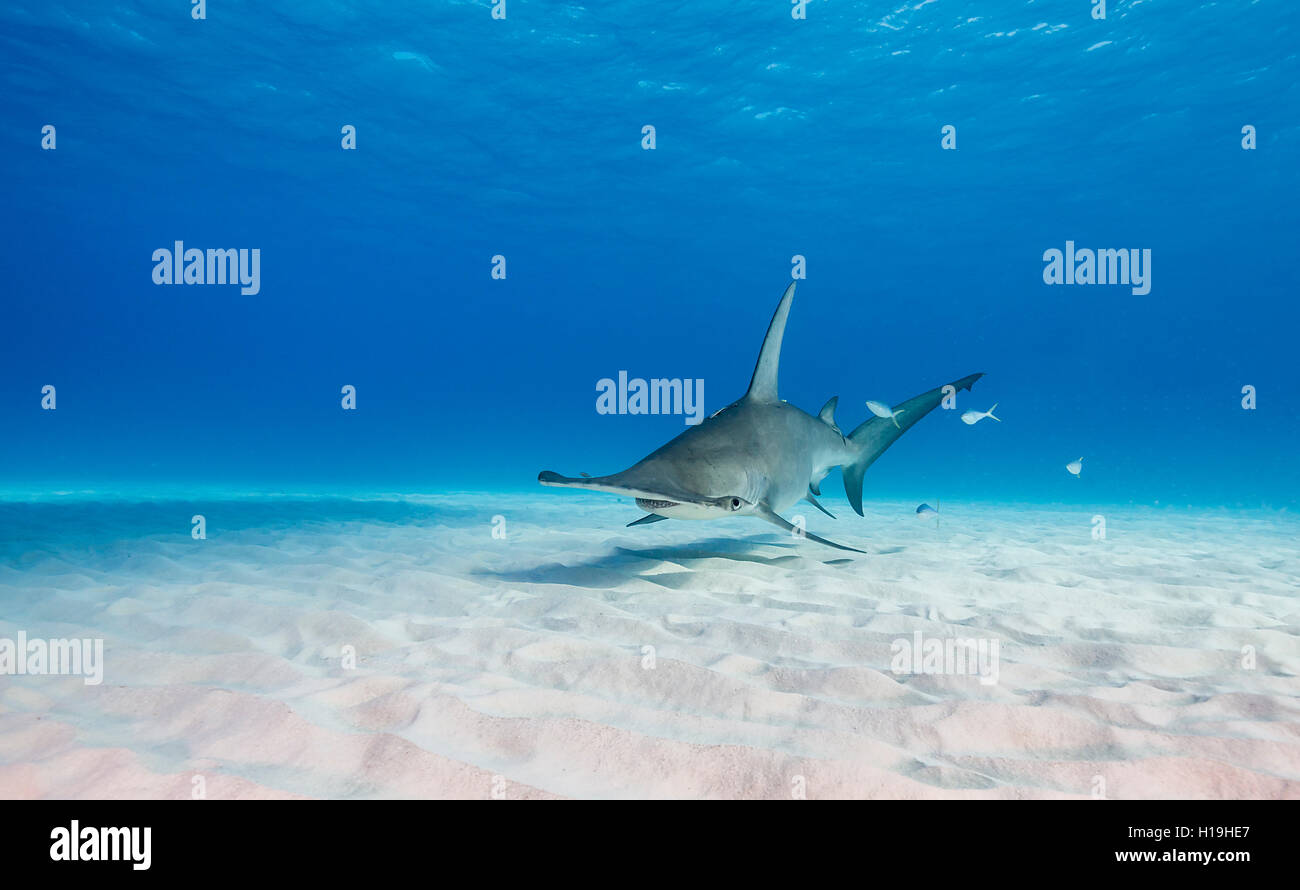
[539,282,983,552]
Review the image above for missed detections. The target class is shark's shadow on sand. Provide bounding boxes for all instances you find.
[475,536,860,591]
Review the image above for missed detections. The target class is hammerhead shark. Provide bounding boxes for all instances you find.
[538,282,983,552]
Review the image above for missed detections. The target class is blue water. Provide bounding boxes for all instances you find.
[2,1,1297,508]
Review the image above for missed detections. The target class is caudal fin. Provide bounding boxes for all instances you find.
[987,403,1000,422]
[842,373,983,516]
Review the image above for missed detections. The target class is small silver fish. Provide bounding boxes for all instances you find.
[961,403,1000,425]
[866,399,905,429]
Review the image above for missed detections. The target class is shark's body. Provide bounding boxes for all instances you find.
[539,282,983,552]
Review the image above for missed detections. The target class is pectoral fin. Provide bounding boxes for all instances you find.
[626,513,669,527]
[756,506,864,553]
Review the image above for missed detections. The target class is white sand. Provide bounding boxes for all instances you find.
[1,494,1297,799]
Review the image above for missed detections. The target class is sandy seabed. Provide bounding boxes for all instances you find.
[0,493,1297,799]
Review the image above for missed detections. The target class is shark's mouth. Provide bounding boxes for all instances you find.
[636,498,678,511]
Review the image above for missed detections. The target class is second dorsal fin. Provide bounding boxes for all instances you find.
[818,396,840,433]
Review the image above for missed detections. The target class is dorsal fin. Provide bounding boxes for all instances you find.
[744,281,796,402]
[818,396,840,433]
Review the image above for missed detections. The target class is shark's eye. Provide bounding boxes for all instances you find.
[730,498,741,510]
